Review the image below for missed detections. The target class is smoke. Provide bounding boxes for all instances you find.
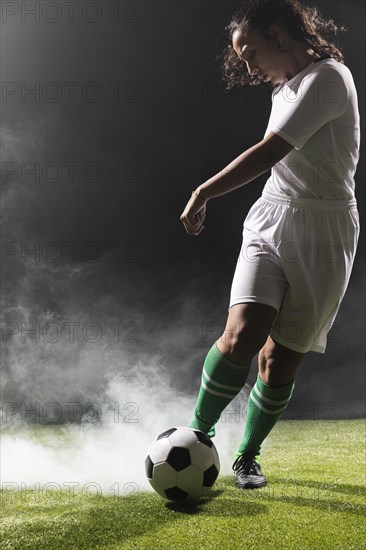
[1,358,251,496]
[1,115,364,496]
[0,253,252,494]
[1,355,197,495]
[1,1,365,498]
[1,147,248,493]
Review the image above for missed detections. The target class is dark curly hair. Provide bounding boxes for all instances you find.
[220,0,347,89]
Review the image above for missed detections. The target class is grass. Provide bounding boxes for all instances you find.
[1,420,365,549]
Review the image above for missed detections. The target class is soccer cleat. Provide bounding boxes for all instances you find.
[232,452,267,489]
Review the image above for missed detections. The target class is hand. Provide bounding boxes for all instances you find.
[180,192,207,236]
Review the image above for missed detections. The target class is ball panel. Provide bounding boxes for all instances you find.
[148,438,172,463]
[153,462,178,488]
[169,428,198,449]
[145,456,154,479]
[165,487,189,501]
[167,447,191,471]
[177,465,203,493]
[148,478,169,499]
[203,464,219,487]
[194,429,213,448]
[157,428,177,440]
[190,442,214,471]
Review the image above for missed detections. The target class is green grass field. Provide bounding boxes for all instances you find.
[1,419,365,549]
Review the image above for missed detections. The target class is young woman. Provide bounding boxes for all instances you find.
[180,0,360,489]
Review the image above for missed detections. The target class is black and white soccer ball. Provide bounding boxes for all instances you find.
[145,427,220,501]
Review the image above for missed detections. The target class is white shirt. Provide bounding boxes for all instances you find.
[263,57,360,200]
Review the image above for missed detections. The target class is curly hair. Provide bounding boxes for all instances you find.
[220,0,347,89]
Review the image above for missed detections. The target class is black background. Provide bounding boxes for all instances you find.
[1,1,365,421]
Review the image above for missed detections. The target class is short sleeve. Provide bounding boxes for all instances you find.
[269,67,349,150]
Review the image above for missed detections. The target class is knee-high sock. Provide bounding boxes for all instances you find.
[236,374,295,457]
[189,342,251,437]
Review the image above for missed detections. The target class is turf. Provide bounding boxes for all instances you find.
[1,420,365,549]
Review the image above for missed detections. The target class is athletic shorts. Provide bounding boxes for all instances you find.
[229,190,360,354]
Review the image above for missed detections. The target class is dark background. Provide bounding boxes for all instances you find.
[1,0,365,422]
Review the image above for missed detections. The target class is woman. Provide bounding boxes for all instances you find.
[180,0,360,489]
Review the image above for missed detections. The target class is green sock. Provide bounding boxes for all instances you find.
[235,374,295,457]
[189,342,251,437]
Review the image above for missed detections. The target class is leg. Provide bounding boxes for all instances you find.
[238,335,306,457]
[189,303,277,436]
[258,334,305,386]
[216,303,278,364]
[234,336,306,489]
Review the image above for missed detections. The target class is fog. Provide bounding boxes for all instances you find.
[1,1,365,494]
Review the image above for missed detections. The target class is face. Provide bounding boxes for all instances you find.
[232,27,287,85]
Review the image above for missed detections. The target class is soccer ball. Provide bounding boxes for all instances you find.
[145,427,220,501]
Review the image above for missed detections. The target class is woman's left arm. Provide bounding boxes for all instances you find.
[196,132,293,200]
[180,132,293,235]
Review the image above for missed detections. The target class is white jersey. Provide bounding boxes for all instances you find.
[263,57,360,200]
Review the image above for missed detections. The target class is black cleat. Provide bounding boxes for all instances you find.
[233,452,267,489]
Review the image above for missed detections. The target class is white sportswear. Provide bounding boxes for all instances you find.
[263,57,360,200]
[229,57,360,354]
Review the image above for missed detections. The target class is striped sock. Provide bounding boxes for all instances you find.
[236,374,295,457]
[189,342,251,437]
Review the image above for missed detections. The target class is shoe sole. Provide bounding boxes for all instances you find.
[235,479,267,489]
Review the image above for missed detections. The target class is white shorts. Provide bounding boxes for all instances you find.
[229,190,360,353]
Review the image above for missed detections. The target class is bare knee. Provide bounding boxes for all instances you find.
[258,351,278,385]
[259,336,305,386]
[217,303,277,364]
[219,322,267,363]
